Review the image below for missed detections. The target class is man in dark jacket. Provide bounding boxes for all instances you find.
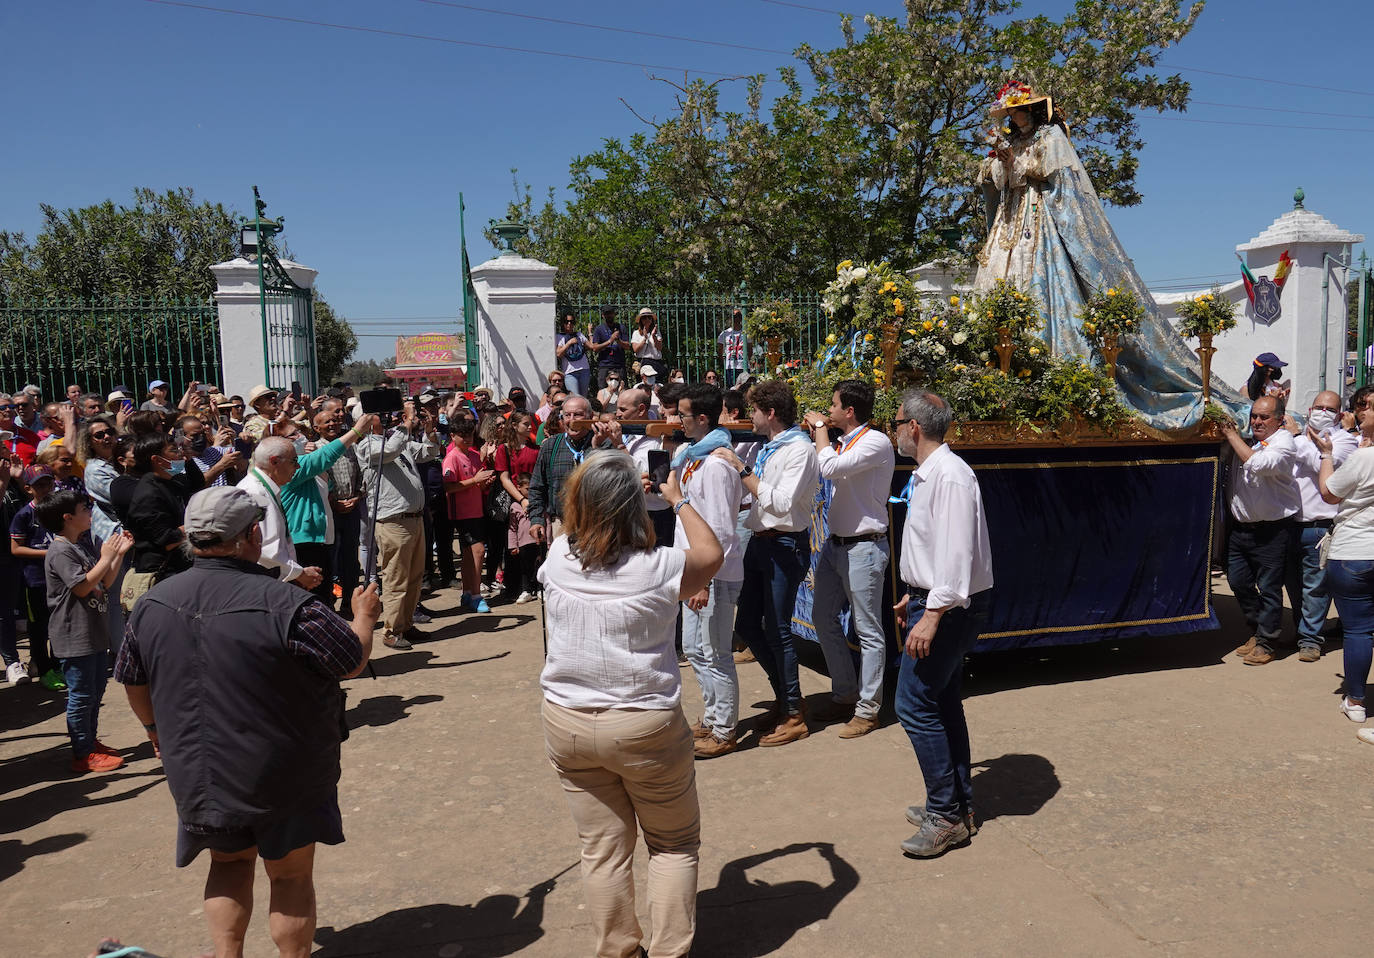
[115,486,381,958]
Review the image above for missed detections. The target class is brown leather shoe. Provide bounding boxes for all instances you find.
[732,648,756,664]
[759,713,809,747]
[1233,637,1257,657]
[837,715,879,739]
[1298,647,1321,663]
[690,720,711,740]
[810,697,856,723]
[694,733,738,759]
[1243,646,1275,666]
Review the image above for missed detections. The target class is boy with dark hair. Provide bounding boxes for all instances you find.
[38,488,134,772]
[10,465,61,689]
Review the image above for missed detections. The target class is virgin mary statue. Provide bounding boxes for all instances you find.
[974,82,1241,429]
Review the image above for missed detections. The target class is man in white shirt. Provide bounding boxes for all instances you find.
[1221,395,1300,665]
[605,389,674,545]
[237,437,323,591]
[803,380,896,739]
[1285,391,1357,662]
[672,384,745,758]
[891,390,993,859]
[717,310,749,388]
[712,380,819,747]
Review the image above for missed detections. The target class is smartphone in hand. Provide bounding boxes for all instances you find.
[648,449,671,494]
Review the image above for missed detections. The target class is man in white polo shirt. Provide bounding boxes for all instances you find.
[891,389,993,859]
[712,380,819,747]
[1221,395,1300,666]
[803,379,895,739]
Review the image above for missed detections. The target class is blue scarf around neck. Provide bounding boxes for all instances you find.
[671,426,735,470]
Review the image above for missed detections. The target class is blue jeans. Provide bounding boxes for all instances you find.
[1285,524,1332,650]
[813,538,890,719]
[1327,558,1374,701]
[61,651,110,758]
[564,369,590,397]
[1225,520,1291,645]
[736,533,809,715]
[894,587,991,822]
[682,578,743,738]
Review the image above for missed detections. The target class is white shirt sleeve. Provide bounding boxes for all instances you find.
[925,475,979,611]
[754,442,816,518]
[817,434,887,480]
[1245,429,1296,477]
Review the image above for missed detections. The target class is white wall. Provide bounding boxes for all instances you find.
[469,253,558,397]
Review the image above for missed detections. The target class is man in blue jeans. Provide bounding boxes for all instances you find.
[1221,396,1300,665]
[1285,390,1356,662]
[804,379,895,739]
[891,390,993,858]
[712,380,818,747]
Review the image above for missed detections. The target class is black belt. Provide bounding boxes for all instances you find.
[1296,518,1334,529]
[754,528,806,538]
[1230,515,1295,531]
[381,510,424,521]
[831,531,887,545]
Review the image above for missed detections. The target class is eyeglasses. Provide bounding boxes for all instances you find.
[0,405,12,412]
[89,431,114,441]
[1312,404,1341,414]
[895,418,913,428]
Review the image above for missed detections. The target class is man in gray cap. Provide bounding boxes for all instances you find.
[114,486,381,958]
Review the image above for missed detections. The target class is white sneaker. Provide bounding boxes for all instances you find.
[1341,698,1366,723]
[412,610,432,624]
[6,661,29,685]
[515,591,537,605]
[1358,728,1374,746]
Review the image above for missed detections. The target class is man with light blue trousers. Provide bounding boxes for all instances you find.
[805,379,895,739]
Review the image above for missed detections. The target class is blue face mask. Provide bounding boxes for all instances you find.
[438,413,449,426]
[166,458,186,476]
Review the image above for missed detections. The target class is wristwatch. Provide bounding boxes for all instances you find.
[738,464,753,479]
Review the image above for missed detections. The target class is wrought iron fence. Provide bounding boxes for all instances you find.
[560,290,835,383]
[0,298,222,401]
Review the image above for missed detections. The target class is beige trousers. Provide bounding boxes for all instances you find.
[541,699,700,958]
[374,515,425,635]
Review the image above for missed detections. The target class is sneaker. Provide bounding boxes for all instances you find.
[514,591,537,605]
[694,733,738,759]
[901,813,971,858]
[1340,697,1366,723]
[837,715,879,739]
[40,669,66,691]
[92,740,120,756]
[412,609,433,624]
[732,648,756,663]
[468,596,490,613]
[1232,637,1257,658]
[759,713,809,747]
[1298,647,1321,663]
[1357,727,1374,746]
[383,632,413,650]
[1243,646,1275,666]
[71,752,125,774]
[906,804,979,837]
[5,661,29,685]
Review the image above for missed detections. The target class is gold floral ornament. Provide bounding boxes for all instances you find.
[966,279,1045,338]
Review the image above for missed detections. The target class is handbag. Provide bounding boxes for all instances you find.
[488,485,512,523]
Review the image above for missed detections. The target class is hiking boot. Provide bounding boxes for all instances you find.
[900,813,971,858]
[1232,637,1257,658]
[383,632,413,650]
[759,712,809,747]
[1298,647,1321,663]
[689,720,712,741]
[1243,646,1276,666]
[837,715,879,739]
[694,733,738,759]
[906,804,978,837]
[809,697,855,723]
[71,752,125,774]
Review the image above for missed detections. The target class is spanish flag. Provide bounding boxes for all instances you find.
[1237,250,1292,305]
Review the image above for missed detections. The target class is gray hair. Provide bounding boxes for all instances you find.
[253,436,295,467]
[900,389,953,441]
[561,450,655,566]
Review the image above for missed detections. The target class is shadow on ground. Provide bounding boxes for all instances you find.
[363,649,511,678]
[346,694,444,731]
[313,870,562,957]
[971,753,1059,823]
[693,842,859,957]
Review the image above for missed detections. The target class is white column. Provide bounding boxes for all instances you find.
[469,253,558,396]
[210,256,318,397]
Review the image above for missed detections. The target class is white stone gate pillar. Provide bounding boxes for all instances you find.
[469,252,557,396]
[210,256,319,397]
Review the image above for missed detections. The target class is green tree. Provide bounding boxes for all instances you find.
[336,358,391,389]
[496,0,1201,294]
[312,293,358,384]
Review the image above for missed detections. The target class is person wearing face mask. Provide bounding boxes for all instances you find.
[122,433,207,611]
[1282,391,1358,664]
[889,390,993,858]
[177,415,243,488]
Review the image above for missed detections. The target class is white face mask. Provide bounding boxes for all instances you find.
[1308,408,1338,433]
[672,376,685,384]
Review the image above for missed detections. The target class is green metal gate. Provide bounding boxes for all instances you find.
[459,192,480,387]
[245,187,317,393]
[1356,251,1372,389]
[560,290,834,384]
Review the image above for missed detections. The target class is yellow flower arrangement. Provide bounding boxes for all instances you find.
[949,295,960,306]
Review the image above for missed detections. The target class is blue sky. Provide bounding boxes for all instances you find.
[2,0,1370,361]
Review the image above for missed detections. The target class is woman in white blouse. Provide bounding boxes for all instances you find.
[631,307,663,364]
[539,452,722,958]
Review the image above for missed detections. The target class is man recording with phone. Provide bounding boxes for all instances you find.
[355,396,439,649]
[604,388,676,546]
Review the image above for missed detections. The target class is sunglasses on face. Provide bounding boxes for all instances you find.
[90,431,114,441]
[0,405,12,412]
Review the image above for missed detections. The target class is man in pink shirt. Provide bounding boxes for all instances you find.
[442,418,495,613]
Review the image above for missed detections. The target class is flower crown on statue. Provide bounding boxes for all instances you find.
[995,81,1036,110]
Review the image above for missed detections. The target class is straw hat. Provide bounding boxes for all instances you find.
[989,81,1053,119]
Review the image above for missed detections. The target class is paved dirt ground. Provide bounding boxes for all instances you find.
[2,580,1369,957]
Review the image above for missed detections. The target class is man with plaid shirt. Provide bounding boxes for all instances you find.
[529,395,611,544]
